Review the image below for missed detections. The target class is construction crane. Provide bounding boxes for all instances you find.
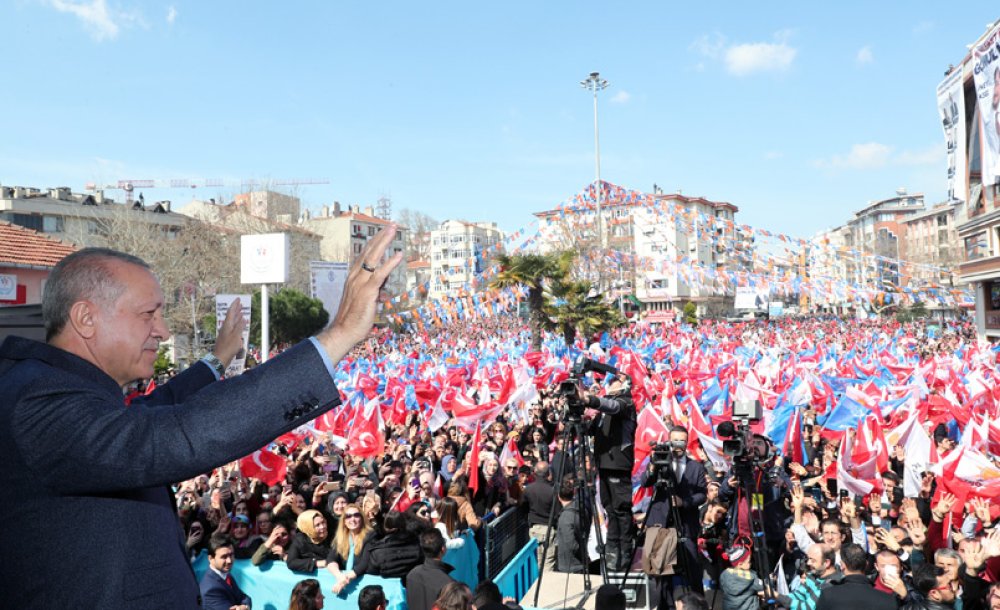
[84,178,329,204]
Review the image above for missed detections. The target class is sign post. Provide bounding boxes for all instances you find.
[240,233,290,363]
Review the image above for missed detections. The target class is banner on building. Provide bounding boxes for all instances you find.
[734,286,769,310]
[215,294,252,377]
[972,21,1000,188]
[0,274,17,301]
[937,67,968,201]
[310,261,349,321]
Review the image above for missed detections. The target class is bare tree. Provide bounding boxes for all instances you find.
[394,208,437,261]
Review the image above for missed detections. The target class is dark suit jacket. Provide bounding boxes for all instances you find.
[643,456,708,538]
[0,336,340,609]
[405,558,455,610]
[815,574,898,610]
[199,569,251,610]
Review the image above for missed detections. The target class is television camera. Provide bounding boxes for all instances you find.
[556,354,628,422]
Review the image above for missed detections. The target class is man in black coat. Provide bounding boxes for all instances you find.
[520,461,559,570]
[642,426,708,610]
[405,529,455,610]
[582,376,636,571]
[815,544,898,610]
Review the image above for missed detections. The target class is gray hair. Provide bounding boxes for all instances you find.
[43,248,150,340]
[934,547,961,564]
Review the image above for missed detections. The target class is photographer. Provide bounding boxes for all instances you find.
[580,374,637,572]
[718,433,793,566]
[642,426,709,610]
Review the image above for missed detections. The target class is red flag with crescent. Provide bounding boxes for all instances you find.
[239,448,287,486]
[347,397,386,459]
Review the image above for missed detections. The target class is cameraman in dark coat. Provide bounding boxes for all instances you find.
[580,374,636,572]
[642,426,708,610]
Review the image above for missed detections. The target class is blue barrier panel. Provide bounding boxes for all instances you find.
[443,530,480,589]
[492,537,538,602]
[193,552,406,610]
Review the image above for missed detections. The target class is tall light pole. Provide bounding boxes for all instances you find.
[581,71,609,253]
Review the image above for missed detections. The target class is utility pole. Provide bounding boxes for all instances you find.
[581,71,609,289]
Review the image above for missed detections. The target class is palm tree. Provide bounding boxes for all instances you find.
[545,277,625,346]
[490,252,570,350]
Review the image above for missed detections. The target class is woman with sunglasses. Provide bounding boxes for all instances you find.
[329,504,371,594]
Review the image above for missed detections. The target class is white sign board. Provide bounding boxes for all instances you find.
[310,261,349,321]
[215,294,252,377]
[734,286,769,310]
[241,233,290,284]
[0,274,16,300]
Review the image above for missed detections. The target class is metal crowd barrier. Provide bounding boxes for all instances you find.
[483,505,530,580]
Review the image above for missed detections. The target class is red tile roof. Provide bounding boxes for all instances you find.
[407,260,431,269]
[0,221,78,268]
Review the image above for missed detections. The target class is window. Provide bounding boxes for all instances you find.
[353,243,362,254]
[353,224,361,235]
[965,232,987,261]
[368,226,376,236]
[937,215,948,227]
[43,216,64,232]
[647,279,669,290]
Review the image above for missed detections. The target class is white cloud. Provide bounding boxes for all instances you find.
[691,31,797,76]
[856,45,873,65]
[689,32,726,59]
[896,145,944,166]
[48,0,119,41]
[166,5,177,25]
[813,142,943,171]
[610,91,631,104]
[725,42,797,76]
[46,0,145,41]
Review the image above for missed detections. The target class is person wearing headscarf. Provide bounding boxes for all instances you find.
[286,510,333,573]
[439,455,458,485]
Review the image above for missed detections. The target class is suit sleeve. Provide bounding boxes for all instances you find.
[685,463,708,507]
[13,341,341,495]
[128,361,216,408]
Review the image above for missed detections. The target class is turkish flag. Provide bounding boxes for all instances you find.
[346,397,386,459]
[239,448,287,486]
[634,406,671,476]
[468,421,483,495]
[499,437,525,468]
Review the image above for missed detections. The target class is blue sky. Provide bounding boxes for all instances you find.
[2,2,997,240]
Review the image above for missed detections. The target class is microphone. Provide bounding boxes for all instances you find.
[716,421,737,439]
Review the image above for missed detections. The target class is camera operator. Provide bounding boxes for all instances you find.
[642,426,709,610]
[579,374,637,572]
[718,433,793,567]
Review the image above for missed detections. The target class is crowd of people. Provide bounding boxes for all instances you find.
[167,311,1000,610]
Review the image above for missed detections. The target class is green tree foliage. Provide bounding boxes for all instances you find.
[490,252,571,350]
[683,301,698,325]
[545,277,625,346]
[249,288,329,347]
[153,346,173,376]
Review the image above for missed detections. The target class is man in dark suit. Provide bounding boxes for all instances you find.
[200,535,251,610]
[642,426,708,610]
[520,460,559,570]
[815,544,897,610]
[0,227,402,608]
[582,375,637,572]
[405,529,455,610]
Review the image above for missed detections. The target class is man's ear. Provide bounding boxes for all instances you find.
[67,300,99,340]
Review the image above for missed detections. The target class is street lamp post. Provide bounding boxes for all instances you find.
[581,71,609,252]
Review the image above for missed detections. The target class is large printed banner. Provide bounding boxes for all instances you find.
[973,21,1000,188]
[937,67,968,201]
[310,261,349,321]
[215,294,252,376]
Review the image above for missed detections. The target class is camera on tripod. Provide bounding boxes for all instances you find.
[556,354,625,421]
[648,441,683,491]
[717,400,774,464]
